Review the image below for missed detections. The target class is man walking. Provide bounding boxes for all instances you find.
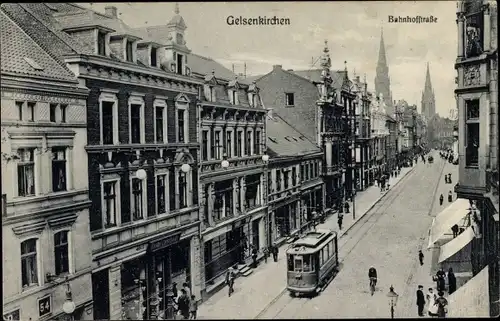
[272,245,278,262]
[417,285,426,317]
[418,250,424,266]
[337,212,344,230]
[225,267,235,297]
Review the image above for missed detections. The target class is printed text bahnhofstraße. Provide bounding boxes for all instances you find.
[227,15,291,26]
[388,15,438,23]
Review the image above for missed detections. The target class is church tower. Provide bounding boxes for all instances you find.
[374,28,393,115]
[420,62,436,120]
[160,3,191,76]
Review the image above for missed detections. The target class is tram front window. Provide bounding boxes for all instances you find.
[289,254,313,272]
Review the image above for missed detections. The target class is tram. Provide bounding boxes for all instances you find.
[285,229,339,296]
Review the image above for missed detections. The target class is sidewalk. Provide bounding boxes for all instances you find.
[197,164,416,319]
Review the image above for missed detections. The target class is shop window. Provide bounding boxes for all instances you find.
[17,148,35,197]
[21,238,38,288]
[51,147,67,192]
[54,231,69,275]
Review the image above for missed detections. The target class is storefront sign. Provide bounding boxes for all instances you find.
[3,309,20,321]
[38,295,51,317]
[149,233,181,252]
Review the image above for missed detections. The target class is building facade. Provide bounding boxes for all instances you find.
[370,94,390,178]
[35,4,205,320]
[385,115,398,173]
[1,5,93,321]
[266,112,324,242]
[454,0,499,316]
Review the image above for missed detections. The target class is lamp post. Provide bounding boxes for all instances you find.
[387,285,399,319]
[62,276,76,321]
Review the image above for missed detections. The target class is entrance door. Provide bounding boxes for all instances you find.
[92,269,110,319]
[252,219,259,250]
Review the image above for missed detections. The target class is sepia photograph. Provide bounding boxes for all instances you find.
[1,1,498,320]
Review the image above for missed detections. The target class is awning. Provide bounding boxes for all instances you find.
[438,226,475,263]
[428,198,470,248]
[447,266,490,317]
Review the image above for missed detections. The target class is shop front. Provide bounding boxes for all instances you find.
[272,199,300,244]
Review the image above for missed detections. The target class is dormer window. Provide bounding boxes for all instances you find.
[151,47,158,67]
[229,89,239,105]
[97,31,106,56]
[204,85,216,102]
[126,40,134,62]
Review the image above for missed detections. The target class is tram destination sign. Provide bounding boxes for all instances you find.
[149,233,181,252]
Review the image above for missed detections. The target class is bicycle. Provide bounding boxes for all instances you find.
[369,277,377,296]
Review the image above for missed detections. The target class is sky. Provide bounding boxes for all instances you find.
[83,1,458,118]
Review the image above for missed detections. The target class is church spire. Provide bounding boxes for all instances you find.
[421,62,436,120]
[374,27,393,115]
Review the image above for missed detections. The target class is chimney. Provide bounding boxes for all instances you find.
[267,108,274,118]
[105,6,118,18]
[273,65,282,70]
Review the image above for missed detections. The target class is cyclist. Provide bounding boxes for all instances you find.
[368,266,378,294]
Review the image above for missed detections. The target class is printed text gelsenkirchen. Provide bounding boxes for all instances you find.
[227,15,291,26]
[388,15,438,23]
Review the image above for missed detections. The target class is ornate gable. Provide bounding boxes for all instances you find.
[175,93,191,103]
[228,76,240,89]
[248,81,259,93]
[204,70,218,85]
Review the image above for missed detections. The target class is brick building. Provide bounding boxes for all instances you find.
[1,4,93,320]
[266,110,324,243]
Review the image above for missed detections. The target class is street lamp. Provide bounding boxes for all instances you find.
[181,163,191,173]
[386,285,399,319]
[221,153,230,169]
[136,168,147,181]
[62,276,76,321]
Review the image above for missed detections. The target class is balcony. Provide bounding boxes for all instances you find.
[200,155,264,176]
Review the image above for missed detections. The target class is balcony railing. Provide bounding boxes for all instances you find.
[201,155,264,173]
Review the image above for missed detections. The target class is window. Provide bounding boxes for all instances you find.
[177,109,186,143]
[17,149,35,197]
[202,130,209,161]
[213,180,233,221]
[177,53,183,75]
[27,102,35,121]
[130,104,142,144]
[131,178,145,220]
[150,47,158,67]
[300,164,304,182]
[229,90,238,105]
[179,171,187,209]
[236,131,242,157]
[225,130,232,158]
[268,172,272,193]
[245,174,260,208]
[283,170,290,190]
[214,131,222,160]
[50,104,57,122]
[285,93,294,106]
[254,131,261,155]
[246,130,252,155]
[465,12,484,58]
[52,148,67,192]
[465,99,480,167]
[309,163,314,179]
[60,104,67,123]
[276,170,281,191]
[126,40,133,62]
[169,167,176,211]
[155,106,165,143]
[314,162,318,177]
[101,101,115,145]
[204,85,216,102]
[292,167,297,186]
[103,181,118,228]
[97,32,106,55]
[21,239,38,288]
[16,101,24,120]
[156,174,167,214]
[54,231,69,275]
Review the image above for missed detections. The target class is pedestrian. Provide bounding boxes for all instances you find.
[448,191,453,203]
[189,294,198,319]
[344,201,350,214]
[435,267,446,292]
[417,285,426,317]
[439,194,444,206]
[448,173,452,184]
[451,224,459,238]
[251,246,258,268]
[436,291,448,318]
[448,267,457,295]
[274,245,279,262]
[172,282,178,300]
[263,247,269,263]
[225,267,235,297]
[444,175,448,184]
[177,289,190,319]
[427,287,438,317]
[337,212,344,230]
[418,250,424,266]
[183,282,191,298]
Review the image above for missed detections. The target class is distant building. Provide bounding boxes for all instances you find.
[370,94,390,177]
[1,5,93,320]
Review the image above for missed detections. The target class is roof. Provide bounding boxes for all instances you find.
[266,113,320,157]
[291,69,347,89]
[133,25,236,81]
[288,229,336,249]
[0,3,93,67]
[1,10,77,82]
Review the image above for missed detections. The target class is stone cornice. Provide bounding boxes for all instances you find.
[12,221,46,237]
[47,213,78,229]
[4,200,91,225]
[64,54,202,92]
[0,76,89,98]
